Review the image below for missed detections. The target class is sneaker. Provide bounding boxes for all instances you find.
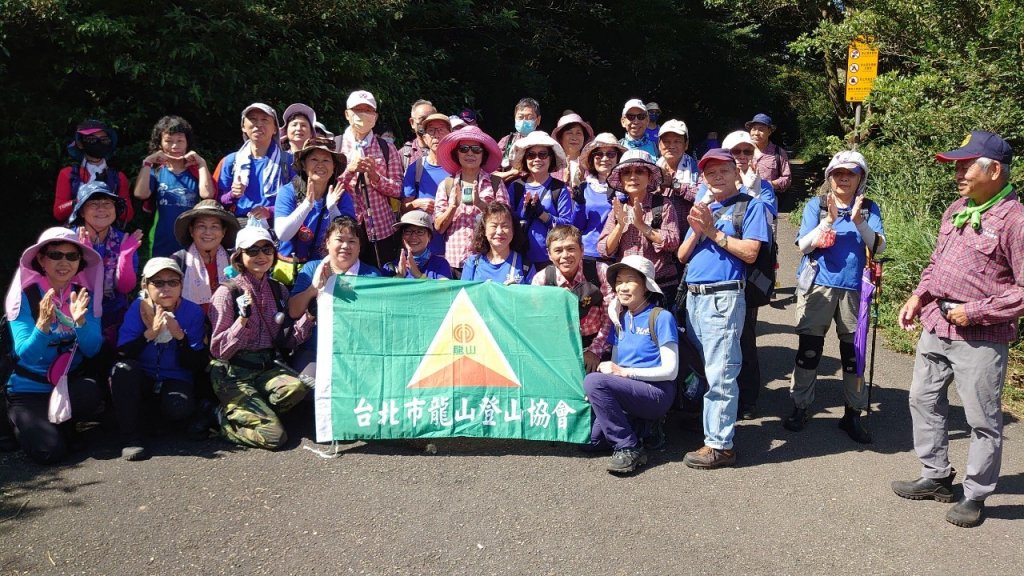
[891,470,956,503]
[739,405,757,421]
[121,445,149,461]
[782,406,808,432]
[946,497,985,528]
[607,447,648,474]
[683,445,736,469]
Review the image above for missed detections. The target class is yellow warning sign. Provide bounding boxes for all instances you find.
[407,288,522,389]
[846,38,879,102]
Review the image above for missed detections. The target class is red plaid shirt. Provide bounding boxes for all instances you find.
[339,129,402,241]
[914,188,1024,343]
[753,142,791,192]
[531,262,614,355]
[597,193,681,282]
[434,173,509,268]
[208,272,313,360]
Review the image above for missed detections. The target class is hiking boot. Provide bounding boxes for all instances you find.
[121,445,149,461]
[641,418,667,451]
[607,447,647,474]
[891,470,956,503]
[186,400,220,441]
[782,406,808,432]
[838,406,872,444]
[683,445,736,470]
[946,497,985,528]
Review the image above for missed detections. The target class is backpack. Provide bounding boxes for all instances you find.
[726,193,776,307]
[544,259,602,315]
[613,306,665,346]
[509,177,568,253]
[224,278,294,353]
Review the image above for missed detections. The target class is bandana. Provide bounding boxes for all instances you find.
[952,184,1013,229]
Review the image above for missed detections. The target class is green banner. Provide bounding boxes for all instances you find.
[313,276,591,443]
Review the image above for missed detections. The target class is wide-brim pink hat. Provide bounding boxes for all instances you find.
[579,132,627,175]
[436,127,502,175]
[6,227,104,320]
[551,113,595,145]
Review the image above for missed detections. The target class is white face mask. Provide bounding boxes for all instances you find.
[348,110,378,133]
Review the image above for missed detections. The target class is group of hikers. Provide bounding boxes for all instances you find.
[1,89,1019,528]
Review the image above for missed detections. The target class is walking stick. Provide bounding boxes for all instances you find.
[356,147,383,270]
[866,256,891,423]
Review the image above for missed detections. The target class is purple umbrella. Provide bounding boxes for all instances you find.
[854,265,876,380]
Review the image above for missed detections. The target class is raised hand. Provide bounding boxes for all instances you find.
[611,196,627,226]
[69,288,90,327]
[326,183,343,209]
[850,194,865,224]
[826,193,839,224]
[36,289,56,332]
[182,151,207,169]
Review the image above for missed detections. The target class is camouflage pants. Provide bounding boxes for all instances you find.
[209,350,310,450]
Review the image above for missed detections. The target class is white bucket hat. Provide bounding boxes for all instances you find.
[509,131,568,172]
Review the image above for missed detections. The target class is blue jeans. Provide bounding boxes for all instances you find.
[686,288,745,450]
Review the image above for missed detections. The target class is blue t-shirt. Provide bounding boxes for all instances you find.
[460,252,529,284]
[274,182,355,261]
[608,304,678,369]
[402,159,450,255]
[697,180,777,217]
[216,142,296,217]
[511,177,574,264]
[684,191,770,284]
[619,135,659,159]
[117,297,207,383]
[292,258,380,351]
[382,252,452,280]
[796,195,884,291]
[573,180,613,259]
[148,167,200,257]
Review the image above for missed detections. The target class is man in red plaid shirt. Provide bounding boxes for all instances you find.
[893,130,1021,529]
[338,90,403,268]
[531,225,613,373]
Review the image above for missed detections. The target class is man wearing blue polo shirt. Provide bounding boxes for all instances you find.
[676,148,770,469]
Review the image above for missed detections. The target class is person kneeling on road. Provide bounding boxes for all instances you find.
[582,255,678,475]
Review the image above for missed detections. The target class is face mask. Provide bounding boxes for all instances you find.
[350,111,377,133]
[515,119,536,136]
[81,140,113,159]
[648,113,660,124]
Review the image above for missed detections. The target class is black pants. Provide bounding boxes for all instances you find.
[738,305,761,410]
[358,228,400,270]
[6,377,102,464]
[109,360,194,443]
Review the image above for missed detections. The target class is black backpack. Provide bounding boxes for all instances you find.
[726,193,776,307]
[613,307,665,346]
[544,259,602,316]
[1,284,73,388]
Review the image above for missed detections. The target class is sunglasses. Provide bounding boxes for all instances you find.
[591,150,619,160]
[731,148,755,157]
[44,250,81,262]
[458,144,484,154]
[625,112,648,122]
[81,135,112,145]
[525,151,551,160]
[619,167,649,177]
[148,279,181,288]
[243,245,275,257]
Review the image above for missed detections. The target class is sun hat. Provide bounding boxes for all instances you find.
[698,148,737,172]
[6,227,104,320]
[68,181,126,226]
[744,113,775,131]
[293,136,348,174]
[67,119,118,161]
[449,115,467,130]
[825,150,870,195]
[621,99,647,117]
[346,90,377,111]
[509,131,568,172]
[436,126,502,175]
[240,103,279,128]
[393,209,434,235]
[420,113,452,133]
[607,255,662,295]
[607,149,663,193]
[936,130,1013,165]
[279,103,317,139]
[646,102,662,113]
[234,225,275,251]
[658,119,689,139]
[174,199,241,249]
[142,257,183,281]
[579,133,627,174]
[313,121,335,139]
[551,113,595,144]
[721,130,756,150]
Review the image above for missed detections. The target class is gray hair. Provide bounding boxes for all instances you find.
[515,98,540,116]
[975,157,1011,179]
[409,99,434,117]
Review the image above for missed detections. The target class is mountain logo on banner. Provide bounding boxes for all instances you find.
[407,288,521,389]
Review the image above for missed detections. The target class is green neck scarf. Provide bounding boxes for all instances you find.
[952,184,1013,229]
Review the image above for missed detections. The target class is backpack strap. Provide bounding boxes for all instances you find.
[648,307,663,348]
[25,284,44,324]
[489,174,503,195]
[376,136,391,170]
[650,193,665,229]
[730,193,753,239]
[544,265,557,286]
[510,181,526,211]
[582,259,599,287]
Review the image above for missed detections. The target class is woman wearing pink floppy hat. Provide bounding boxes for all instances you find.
[2,227,105,463]
[433,126,510,276]
[551,112,595,190]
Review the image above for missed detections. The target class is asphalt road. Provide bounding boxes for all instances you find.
[2,213,1022,576]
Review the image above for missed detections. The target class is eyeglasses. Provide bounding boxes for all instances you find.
[591,150,619,160]
[458,144,484,154]
[619,167,648,177]
[86,199,116,209]
[147,279,181,288]
[731,148,755,157]
[525,151,550,160]
[44,250,81,262]
[418,127,449,137]
[243,245,275,257]
[625,112,648,122]
[402,227,429,236]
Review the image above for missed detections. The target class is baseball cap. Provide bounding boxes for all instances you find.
[721,130,756,150]
[346,90,378,111]
[622,99,646,117]
[698,148,737,172]
[658,119,689,139]
[234,226,275,250]
[240,103,279,127]
[458,108,477,123]
[936,130,1013,165]
[393,209,434,232]
[645,102,661,112]
[744,113,774,130]
[142,257,183,280]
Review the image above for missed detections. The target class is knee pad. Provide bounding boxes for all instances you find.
[839,341,857,374]
[795,335,825,370]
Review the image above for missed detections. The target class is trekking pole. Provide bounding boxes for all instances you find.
[866,257,891,422]
[358,173,382,270]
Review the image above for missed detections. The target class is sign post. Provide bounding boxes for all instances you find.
[846,36,879,148]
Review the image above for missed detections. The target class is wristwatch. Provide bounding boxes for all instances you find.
[715,233,729,248]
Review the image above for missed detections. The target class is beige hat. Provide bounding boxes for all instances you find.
[393,209,434,234]
[142,257,183,281]
[579,133,627,173]
[509,131,568,172]
[607,255,662,295]
[658,119,689,139]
